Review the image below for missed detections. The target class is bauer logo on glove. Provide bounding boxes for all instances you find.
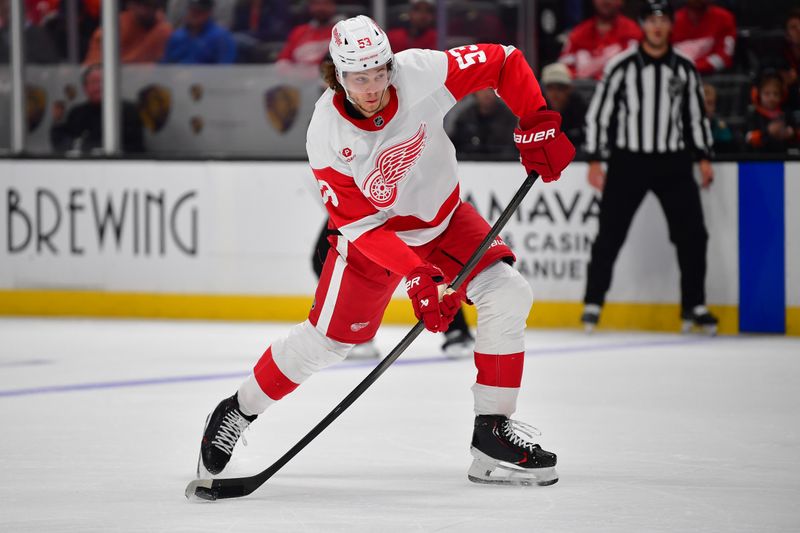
[513,128,557,144]
[514,110,576,183]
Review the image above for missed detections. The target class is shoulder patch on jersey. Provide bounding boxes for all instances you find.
[340,147,355,163]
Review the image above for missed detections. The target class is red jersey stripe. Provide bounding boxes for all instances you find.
[383,185,460,233]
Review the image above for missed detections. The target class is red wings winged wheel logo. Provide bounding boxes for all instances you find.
[363,123,427,209]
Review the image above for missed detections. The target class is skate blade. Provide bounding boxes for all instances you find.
[583,323,595,334]
[467,450,558,487]
[681,321,718,337]
[186,479,216,502]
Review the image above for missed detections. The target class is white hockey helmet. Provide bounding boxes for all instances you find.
[329,15,393,73]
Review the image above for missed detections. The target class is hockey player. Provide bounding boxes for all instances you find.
[197,15,575,486]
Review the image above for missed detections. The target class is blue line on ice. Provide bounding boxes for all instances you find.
[0,336,713,398]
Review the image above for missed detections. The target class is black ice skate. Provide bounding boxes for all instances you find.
[468,415,558,486]
[681,305,718,336]
[347,340,380,359]
[441,328,475,359]
[581,303,601,333]
[197,393,257,478]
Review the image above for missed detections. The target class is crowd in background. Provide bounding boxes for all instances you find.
[550,0,800,155]
[1,0,799,156]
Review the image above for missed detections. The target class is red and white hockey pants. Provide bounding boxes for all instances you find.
[237,203,533,417]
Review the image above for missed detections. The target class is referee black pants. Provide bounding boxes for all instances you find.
[584,151,709,311]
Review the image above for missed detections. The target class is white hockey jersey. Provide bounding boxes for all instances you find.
[306,43,546,277]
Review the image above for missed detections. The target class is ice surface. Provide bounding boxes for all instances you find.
[1,318,799,532]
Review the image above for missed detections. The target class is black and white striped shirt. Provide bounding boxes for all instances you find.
[584,45,713,160]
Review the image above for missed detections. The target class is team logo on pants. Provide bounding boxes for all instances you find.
[363,123,427,209]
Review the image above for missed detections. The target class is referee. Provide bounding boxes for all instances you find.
[581,0,718,334]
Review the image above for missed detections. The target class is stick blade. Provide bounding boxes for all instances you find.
[185,477,252,501]
[185,479,216,501]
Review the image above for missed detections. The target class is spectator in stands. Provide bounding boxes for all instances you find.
[745,70,799,153]
[541,62,587,155]
[449,88,517,157]
[230,0,291,62]
[387,0,437,52]
[782,9,800,79]
[24,0,58,25]
[162,0,237,64]
[672,0,736,74]
[50,64,145,154]
[83,0,172,64]
[702,82,737,153]
[559,0,641,80]
[0,0,60,63]
[167,0,236,30]
[276,0,338,67]
[447,1,506,45]
[779,9,800,113]
[564,0,585,29]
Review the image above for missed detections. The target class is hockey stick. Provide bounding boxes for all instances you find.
[186,171,540,501]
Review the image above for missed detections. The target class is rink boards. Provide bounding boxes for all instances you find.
[0,159,796,335]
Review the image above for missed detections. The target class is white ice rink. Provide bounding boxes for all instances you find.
[1,317,798,532]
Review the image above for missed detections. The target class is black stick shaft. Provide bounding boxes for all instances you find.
[226,172,538,497]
